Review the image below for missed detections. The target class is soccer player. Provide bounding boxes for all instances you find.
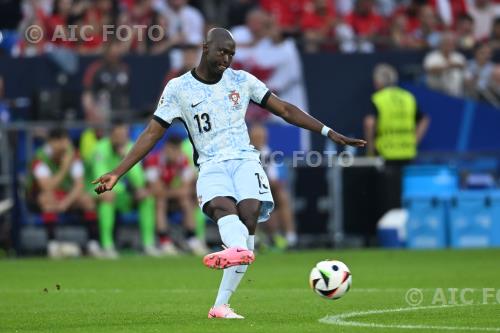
[92,28,365,318]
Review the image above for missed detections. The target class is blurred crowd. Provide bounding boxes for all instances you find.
[423,32,500,104]
[1,0,500,56]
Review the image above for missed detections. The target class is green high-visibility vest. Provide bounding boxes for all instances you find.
[372,86,417,160]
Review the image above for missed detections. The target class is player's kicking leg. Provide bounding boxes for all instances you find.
[202,197,255,269]
[206,198,261,319]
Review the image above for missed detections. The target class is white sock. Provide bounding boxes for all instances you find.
[247,235,255,251]
[214,234,256,307]
[217,214,248,249]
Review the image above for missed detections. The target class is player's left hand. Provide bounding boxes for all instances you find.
[92,172,119,194]
[328,130,367,147]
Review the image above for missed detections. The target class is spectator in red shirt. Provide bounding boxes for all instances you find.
[393,0,426,35]
[44,0,80,49]
[389,13,420,49]
[261,0,304,36]
[300,0,336,53]
[78,0,115,55]
[145,134,208,256]
[412,4,442,49]
[345,0,385,52]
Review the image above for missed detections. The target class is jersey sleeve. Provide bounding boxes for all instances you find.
[246,72,271,107]
[153,80,182,127]
[33,161,52,179]
[70,160,84,179]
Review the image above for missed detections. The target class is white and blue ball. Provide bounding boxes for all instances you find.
[309,260,352,300]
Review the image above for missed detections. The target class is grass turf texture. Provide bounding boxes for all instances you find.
[1,249,499,333]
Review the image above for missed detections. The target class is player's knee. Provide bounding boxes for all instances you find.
[238,213,259,234]
[237,200,261,233]
[203,197,238,221]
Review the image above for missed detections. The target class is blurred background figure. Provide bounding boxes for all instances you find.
[90,122,156,258]
[162,44,200,83]
[300,0,337,53]
[82,39,130,124]
[423,32,466,97]
[145,132,208,255]
[364,64,430,212]
[0,76,10,123]
[489,17,500,51]
[249,124,298,250]
[466,0,500,42]
[344,0,385,53]
[481,64,500,107]
[455,14,476,51]
[26,128,100,258]
[465,43,494,99]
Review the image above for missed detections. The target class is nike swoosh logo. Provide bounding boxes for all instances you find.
[235,270,246,274]
[259,191,269,194]
[191,101,204,107]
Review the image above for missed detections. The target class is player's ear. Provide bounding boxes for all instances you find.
[202,42,209,54]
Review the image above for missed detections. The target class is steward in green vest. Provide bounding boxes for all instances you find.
[364,64,430,210]
[364,64,430,162]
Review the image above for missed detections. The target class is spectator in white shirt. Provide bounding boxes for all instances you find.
[153,0,204,69]
[423,32,466,97]
[466,0,500,41]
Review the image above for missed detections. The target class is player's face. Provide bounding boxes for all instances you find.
[207,39,235,75]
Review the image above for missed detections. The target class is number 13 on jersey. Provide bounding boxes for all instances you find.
[194,113,212,133]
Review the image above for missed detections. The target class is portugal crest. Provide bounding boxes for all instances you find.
[228,90,240,106]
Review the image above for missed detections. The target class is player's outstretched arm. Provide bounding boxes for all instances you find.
[264,94,366,147]
[92,119,167,194]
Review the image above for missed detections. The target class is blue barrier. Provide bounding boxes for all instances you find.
[491,191,500,247]
[404,165,455,248]
[403,165,459,199]
[449,191,494,248]
[405,198,447,248]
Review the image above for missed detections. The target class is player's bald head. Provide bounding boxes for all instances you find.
[201,27,236,76]
[205,28,235,45]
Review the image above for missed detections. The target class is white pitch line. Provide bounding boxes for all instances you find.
[319,304,500,332]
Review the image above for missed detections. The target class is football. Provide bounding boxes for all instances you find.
[309,260,352,300]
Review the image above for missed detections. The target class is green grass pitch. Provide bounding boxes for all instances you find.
[1,249,499,333]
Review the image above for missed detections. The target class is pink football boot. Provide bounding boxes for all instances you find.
[203,246,255,269]
[208,304,244,319]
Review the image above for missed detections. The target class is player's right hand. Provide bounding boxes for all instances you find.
[92,172,119,194]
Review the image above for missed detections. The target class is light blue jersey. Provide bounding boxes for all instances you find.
[153,68,271,166]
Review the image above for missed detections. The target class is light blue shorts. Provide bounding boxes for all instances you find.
[196,159,274,222]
